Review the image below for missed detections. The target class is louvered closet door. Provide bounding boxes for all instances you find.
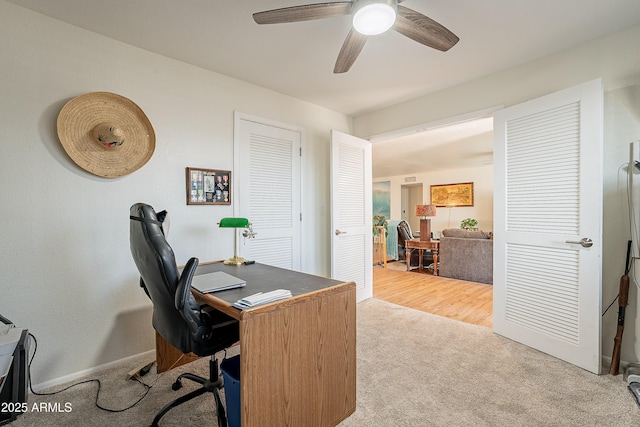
[330,130,372,302]
[235,115,301,270]
[493,79,603,373]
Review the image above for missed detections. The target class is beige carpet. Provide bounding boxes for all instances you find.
[13,299,638,426]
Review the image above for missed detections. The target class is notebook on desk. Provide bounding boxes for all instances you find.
[191,271,246,293]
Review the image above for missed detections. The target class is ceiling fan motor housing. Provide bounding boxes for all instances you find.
[352,0,398,35]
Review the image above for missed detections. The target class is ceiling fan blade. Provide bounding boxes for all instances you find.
[393,5,459,52]
[253,2,352,25]
[334,28,367,73]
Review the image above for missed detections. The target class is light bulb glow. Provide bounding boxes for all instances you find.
[353,3,396,35]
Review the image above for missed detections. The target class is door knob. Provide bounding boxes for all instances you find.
[565,238,593,248]
[335,229,347,236]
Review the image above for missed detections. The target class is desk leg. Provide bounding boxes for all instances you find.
[155,332,200,373]
[418,249,423,270]
[405,248,411,271]
[382,237,387,268]
[433,251,439,276]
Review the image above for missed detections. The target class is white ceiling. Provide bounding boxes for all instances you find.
[372,116,494,177]
[7,0,640,176]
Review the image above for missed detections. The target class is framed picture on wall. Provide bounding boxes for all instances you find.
[373,181,391,218]
[430,182,474,207]
[186,167,231,205]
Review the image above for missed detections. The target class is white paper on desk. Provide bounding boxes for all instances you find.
[233,289,292,309]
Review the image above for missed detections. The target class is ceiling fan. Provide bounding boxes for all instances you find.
[253,0,459,73]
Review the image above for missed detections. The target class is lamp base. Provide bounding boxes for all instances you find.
[224,255,247,266]
[419,219,431,242]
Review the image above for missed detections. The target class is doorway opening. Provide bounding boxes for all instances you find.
[401,183,422,233]
[370,107,498,326]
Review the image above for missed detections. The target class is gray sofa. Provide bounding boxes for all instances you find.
[438,228,493,284]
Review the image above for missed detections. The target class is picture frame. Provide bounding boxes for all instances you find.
[373,180,391,218]
[186,167,231,205]
[430,182,474,207]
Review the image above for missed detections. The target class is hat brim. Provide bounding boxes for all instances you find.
[57,92,155,178]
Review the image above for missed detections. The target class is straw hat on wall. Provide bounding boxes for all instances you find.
[57,92,155,178]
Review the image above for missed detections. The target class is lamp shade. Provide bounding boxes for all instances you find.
[218,217,250,265]
[218,217,249,228]
[415,205,436,218]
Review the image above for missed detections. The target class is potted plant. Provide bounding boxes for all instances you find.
[460,218,478,231]
[373,215,388,235]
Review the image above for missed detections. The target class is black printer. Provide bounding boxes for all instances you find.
[0,314,28,425]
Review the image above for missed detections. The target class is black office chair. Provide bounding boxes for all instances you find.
[397,220,434,268]
[129,203,239,426]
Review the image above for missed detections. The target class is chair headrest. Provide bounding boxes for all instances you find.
[130,203,168,235]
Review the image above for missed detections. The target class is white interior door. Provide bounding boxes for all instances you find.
[493,79,603,373]
[330,130,372,302]
[401,186,409,222]
[235,113,301,270]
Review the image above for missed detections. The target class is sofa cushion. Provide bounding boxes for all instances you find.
[441,228,491,239]
[438,236,493,284]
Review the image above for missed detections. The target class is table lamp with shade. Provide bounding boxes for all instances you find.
[218,217,256,265]
[415,204,436,242]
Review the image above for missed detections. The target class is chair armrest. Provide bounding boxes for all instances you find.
[175,257,200,334]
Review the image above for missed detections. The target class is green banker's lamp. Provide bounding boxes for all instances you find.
[218,217,256,265]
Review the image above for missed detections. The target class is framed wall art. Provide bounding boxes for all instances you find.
[430,182,474,207]
[186,167,231,205]
[372,180,391,218]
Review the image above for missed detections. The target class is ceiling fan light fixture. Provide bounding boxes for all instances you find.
[352,0,397,36]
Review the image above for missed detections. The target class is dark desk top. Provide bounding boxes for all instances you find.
[193,261,344,307]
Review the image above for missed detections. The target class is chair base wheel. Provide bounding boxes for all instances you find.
[151,357,227,426]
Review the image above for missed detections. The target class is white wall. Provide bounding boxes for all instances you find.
[376,164,494,235]
[354,25,640,139]
[0,1,351,387]
[604,85,640,361]
[357,25,640,365]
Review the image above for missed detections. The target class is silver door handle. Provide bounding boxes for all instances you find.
[335,229,347,236]
[565,238,593,248]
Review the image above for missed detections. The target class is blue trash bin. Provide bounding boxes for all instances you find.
[221,355,241,427]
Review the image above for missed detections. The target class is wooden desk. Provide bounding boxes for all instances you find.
[157,262,356,427]
[405,239,439,275]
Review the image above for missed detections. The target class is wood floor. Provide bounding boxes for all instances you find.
[373,264,493,327]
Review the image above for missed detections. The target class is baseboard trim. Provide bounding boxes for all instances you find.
[31,349,156,392]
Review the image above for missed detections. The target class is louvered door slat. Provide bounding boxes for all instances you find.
[506,102,580,235]
[236,115,301,270]
[249,134,293,229]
